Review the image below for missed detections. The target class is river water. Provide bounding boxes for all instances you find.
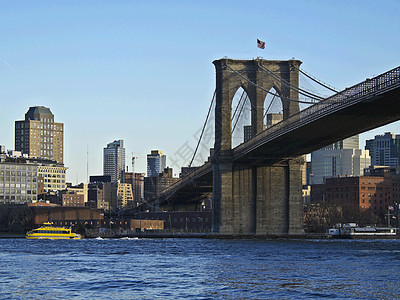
[0,238,399,299]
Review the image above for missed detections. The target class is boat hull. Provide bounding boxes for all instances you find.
[329,224,399,239]
[26,234,81,240]
[330,233,399,239]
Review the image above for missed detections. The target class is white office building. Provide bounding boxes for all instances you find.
[365,132,400,167]
[311,135,371,184]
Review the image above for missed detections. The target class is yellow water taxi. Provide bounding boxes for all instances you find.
[26,222,81,239]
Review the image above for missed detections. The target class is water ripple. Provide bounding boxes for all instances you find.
[0,238,399,299]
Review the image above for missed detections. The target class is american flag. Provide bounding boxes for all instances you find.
[257,39,265,49]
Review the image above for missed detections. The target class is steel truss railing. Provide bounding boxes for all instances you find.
[234,66,400,159]
[147,162,212,206]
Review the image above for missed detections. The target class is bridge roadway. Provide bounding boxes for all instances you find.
[144,66,400,209]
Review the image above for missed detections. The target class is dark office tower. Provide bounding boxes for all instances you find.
[147,150,166,177]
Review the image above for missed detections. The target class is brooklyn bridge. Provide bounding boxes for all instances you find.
[136,58,400,237]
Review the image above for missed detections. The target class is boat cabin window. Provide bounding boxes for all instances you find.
[29,228,70,234]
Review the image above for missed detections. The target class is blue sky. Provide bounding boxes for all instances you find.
[1,1,399,183]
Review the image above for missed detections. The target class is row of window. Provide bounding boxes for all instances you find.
[44,178,65,183]
[0,171,35,176]
[38,168,66,173]
[63,202,84,206]
[0,177,37,183]
[0,183,36,188]
[41,174,65,178]
[172,217,209,223]
[33,230,69,234]
[0,166,35,171]
[0,195,37,200]
[44,184,64,189]
[361,205,385,211]
[0,189,36,194]
[361,192,390,197]
[361,199,385,204]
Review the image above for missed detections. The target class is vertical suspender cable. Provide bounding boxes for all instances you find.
[231,90,246,121]
[263,94,277,118]
[232,94,249,134]
[189,91,216,167]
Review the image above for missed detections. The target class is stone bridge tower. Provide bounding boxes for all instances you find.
[212,58,304,236]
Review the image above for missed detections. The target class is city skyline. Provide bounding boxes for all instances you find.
[1,1,399,183]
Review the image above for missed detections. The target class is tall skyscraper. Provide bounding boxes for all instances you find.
[15,106,64,164]
[103,140,125,182]
[365,132,400,167]
[311,135,370,184]
[147,150,166,177]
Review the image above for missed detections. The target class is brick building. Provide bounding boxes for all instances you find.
[29,206,104,227]
[62,191,84,207]
[324,176,396,222]
[131,211,212,231]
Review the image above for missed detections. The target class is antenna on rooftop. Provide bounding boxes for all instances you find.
[87,144,89,184]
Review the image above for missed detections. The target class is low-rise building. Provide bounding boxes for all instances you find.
[67,183,88,204]
[88,182,110,211]
[131,211,212,231]
[0,162,38,204]
[117,183,133,209]
[0,146,68,204]
[103,182,118,211]
[302,185,311,204]
[130,219,164,231]
[322,175,398,224]
[62,191,84,207]
[37,164,67,192]
[30,206,104,227]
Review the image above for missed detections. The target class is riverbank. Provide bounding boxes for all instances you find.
[85,230,331,239]
[2,231,399,240]
[0,233,25,239]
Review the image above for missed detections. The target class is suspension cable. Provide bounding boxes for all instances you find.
[293,65,339,93]
[225,64,317,104]
[232,94,249,134]
[231,90,246,121]
[189,90,215,167]
[264,94,276,118]
[257,63,324,101]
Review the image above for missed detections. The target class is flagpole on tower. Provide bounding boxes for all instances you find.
[257,38,265,58]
